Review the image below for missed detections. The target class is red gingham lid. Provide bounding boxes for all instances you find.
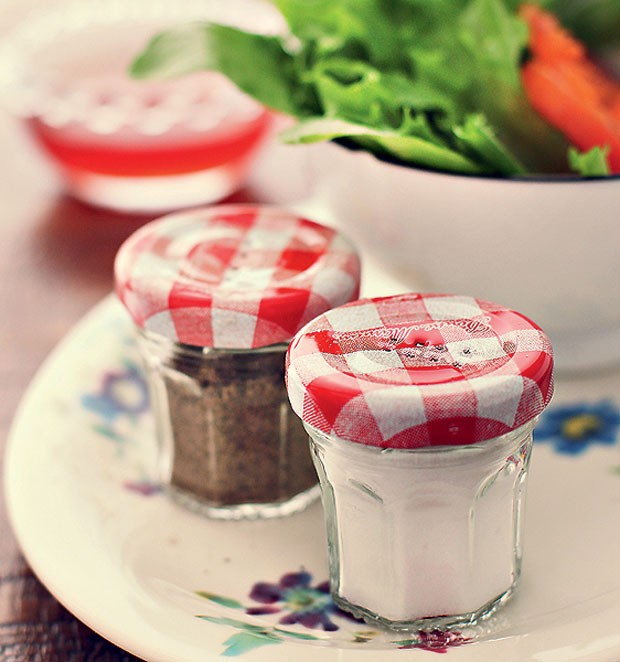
[286,293,554,448]
[114,204,361,349]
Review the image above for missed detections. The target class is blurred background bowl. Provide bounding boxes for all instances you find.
[0,0,280,214]
[309,140,620,374]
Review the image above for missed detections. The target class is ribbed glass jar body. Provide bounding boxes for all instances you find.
[139,329,319,519]
[307,421,535,630]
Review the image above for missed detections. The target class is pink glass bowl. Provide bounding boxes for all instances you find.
[0,0,280,213]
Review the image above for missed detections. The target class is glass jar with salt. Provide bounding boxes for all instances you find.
[286,293,554,629]
[114,204,360,519]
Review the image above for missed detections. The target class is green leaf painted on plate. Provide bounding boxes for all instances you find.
[196,616,283,656]
[195,591,244,610]
[196,614,321,654]
[221,631,282,657]
[352,630,381,643]
[92,423,122,441]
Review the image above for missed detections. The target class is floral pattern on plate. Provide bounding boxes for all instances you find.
[534,400,620,457]
[194,570,472,656]
[82,358,150,443]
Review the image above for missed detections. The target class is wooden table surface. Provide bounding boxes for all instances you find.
[0,77,310,660]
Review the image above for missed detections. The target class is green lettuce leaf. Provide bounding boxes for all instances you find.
[453,114,527,175]
[132,23,318,117]
[568,146,611,176]
[280,117,485,173]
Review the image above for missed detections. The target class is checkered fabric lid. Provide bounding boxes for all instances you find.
[114,205,361,349]
[286,293,554,448]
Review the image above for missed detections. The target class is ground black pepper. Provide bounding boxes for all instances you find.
[141,332,317,512]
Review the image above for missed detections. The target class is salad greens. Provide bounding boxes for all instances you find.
[568,146,611,177]
[131,0,615,177]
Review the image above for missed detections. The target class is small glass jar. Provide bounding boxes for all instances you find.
[286,293,554,629]
[115,204,360,519]
[307,422,534,630]
[139,333,318,518]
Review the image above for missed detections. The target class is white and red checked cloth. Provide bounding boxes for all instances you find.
[114,204,360,348]
[286,293,554,448]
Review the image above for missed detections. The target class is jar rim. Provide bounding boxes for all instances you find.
[138,326,289,355]
[304,418,537,455]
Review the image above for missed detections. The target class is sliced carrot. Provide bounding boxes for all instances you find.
[520,3,620,172]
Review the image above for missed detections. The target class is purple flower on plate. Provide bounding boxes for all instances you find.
[123,480,162,496]
[534,400,620,455]
[398,629,472,653]
[247,571,346,632]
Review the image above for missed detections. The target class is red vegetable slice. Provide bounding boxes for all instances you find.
[520,3,620,173]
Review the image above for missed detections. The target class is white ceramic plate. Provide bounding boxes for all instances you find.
[5,295,620,661]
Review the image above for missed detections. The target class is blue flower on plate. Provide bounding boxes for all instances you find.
[246,571,349,632]
[535,400,620,455]
[82,361,149,423]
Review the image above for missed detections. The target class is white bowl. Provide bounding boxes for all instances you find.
[309,141,620,373]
